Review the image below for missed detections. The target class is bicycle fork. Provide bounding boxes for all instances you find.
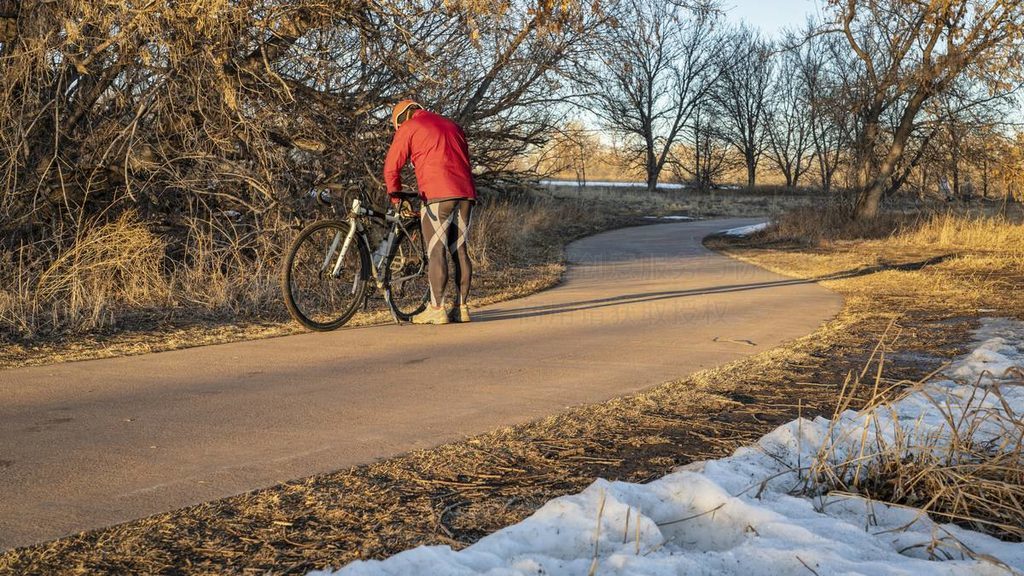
[323,199,361,298]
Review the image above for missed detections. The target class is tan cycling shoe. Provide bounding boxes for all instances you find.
[411,305,450,325]
[448,304,471,323]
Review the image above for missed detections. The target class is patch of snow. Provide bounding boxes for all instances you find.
[316,319,1024,576]
[642,215,695,221]
[719,222,769,237]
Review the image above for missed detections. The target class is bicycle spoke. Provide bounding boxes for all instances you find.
[282,221,367,330]
[384,227,429,320]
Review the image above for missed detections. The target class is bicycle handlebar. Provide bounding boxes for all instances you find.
[390,191,420,201]
[348,198,413,225]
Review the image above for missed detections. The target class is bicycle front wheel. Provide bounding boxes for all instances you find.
[281,220,369,331]
[383,223,430,321]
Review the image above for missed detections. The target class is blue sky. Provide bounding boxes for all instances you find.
[723,0,824,36]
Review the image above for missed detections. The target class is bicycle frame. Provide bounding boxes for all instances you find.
[321,197,423,322]
[322,199,394,276]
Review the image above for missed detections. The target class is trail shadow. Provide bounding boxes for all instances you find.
[473,253,957,323]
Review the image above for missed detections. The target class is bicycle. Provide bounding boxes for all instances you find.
[281,186,429,331]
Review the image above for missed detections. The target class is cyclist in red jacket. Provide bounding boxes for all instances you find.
[384,99,478,325]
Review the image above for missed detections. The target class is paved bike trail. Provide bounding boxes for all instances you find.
[0,218,842,550]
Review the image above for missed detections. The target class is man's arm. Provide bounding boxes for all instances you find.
[383,130,410,204]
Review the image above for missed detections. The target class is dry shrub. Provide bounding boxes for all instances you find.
[806,330,1024,542]
[170,216,283,316]
[2,212,170,338]
[2,0,591,261]
[763,203,916,244]
[471,196,591,269]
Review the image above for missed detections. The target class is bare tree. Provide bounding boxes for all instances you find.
[798,31,848,194]
[534,121,598,185]
[673,99,736,190]
[714,25,773,188]
[926,79,1017,201]
[823,0,1024,219]
[587,0,723,192]
[0,0,597,242]
[765,37,813,188]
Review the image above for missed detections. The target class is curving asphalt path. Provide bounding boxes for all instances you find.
[0,218,842,550]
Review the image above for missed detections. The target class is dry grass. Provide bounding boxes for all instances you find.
[801,326,1024,542]
[1,213,171,338]
[756,201,1024,247]
[710,208,1024,320]
[894,212,1024,256]
[542,183,819,219]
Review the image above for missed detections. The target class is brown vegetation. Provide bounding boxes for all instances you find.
[713,207,1024,542]
[808,342,1024,542]
[0,0,605,350]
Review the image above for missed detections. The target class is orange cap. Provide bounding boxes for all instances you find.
[391,99,421,129]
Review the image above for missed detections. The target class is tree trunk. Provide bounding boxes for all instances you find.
[646,153,659,193]
[818,152,830,193]
[982,156,989,199]
[854,89,929,220]
[855,180,886,219]
[693,124,702,190]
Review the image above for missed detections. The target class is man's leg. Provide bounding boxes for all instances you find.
[420,200,456,308]
[447,200,473,306]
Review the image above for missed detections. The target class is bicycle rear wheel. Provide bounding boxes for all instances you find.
[281,220,369,331]
[383,223,429,321]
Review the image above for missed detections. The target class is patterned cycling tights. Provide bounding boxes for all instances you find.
[419,199,474,307]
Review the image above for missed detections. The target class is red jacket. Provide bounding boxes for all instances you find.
[384,109,478,204]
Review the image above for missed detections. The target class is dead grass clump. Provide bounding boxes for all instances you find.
[470,198,571,269]
[2,212,170,339]
[763,203,916,245]
[472,193,645,270]
[806,329,1024,542]
[171,216,284,316]
[893,213,1024,257]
